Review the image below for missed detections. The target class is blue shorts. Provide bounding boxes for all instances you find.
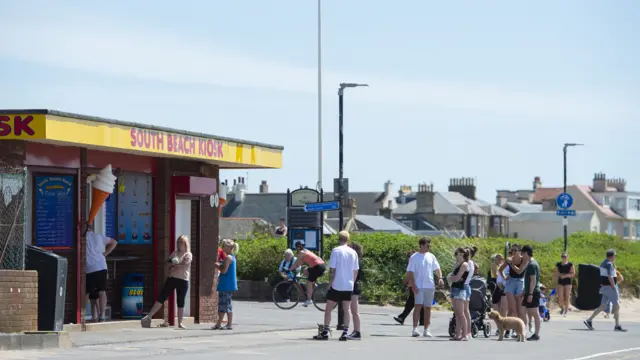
[464,284,472,301]
[450,287,466,300]
[504,278,524,295]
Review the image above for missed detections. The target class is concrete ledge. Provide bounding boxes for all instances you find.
[0,331,71,351]
[63,317,195,332]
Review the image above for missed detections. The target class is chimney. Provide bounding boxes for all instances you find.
[398,190,407,205]
[343,198,357,225]
[448,177,477,200]
[593,172,607,192]
[384,180,393,196]
[609,178,627,192]
[496,191,508,207]
[533,176,542,190]
[415,183,435,213]
[259,180,268,194]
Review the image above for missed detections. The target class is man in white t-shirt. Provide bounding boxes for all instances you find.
[313,231,359,342]
[86,229,117,322]
[406,237,443,337]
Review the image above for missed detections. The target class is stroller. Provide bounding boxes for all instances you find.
[448,275,493,338]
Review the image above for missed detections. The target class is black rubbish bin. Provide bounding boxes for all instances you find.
[25,245,68,331]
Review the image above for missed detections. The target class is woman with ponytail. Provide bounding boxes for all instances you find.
[212,239,239,330]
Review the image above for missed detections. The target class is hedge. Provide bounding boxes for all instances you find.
[234,232,640,305]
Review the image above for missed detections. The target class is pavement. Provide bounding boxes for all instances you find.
[3,301,640,360]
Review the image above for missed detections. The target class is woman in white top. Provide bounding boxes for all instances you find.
[141,235,193,329]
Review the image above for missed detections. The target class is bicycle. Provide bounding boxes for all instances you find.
[272,273,336,312]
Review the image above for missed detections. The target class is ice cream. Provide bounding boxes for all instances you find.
[87,164,117,225]
[218,184,227,216]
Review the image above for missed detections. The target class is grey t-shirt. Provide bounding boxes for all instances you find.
[599,259,617,286]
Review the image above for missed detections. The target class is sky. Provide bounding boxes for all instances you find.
[1,0,639,202]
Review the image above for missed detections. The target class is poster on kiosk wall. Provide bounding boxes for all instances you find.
[34,175,75,250]
[117,174,153,244]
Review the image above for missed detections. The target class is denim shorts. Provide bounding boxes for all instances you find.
[464,284,472,301]
[450,287,467,300]
[504,278,524,295]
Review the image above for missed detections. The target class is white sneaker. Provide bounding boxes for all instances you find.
[303,300,312,307]
[423,329,433,337]
[412,328,420,337]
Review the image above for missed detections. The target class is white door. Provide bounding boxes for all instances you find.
[174,199,192,317]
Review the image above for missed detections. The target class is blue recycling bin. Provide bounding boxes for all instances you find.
[122,273,144,319]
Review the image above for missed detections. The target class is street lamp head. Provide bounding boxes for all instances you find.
[564,143,584,147]
[339,83,369,89]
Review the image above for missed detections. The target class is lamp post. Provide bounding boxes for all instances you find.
[338,82,368,231]
[317,0,323,191]
[563,143,584,252]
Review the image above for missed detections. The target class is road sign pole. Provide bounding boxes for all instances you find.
[563,146,568,252]
[338,90,344,232]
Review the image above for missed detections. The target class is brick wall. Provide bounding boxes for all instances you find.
[198,164,219,323]
[0,270,38,333]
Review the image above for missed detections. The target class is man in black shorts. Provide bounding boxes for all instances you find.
[314,231,359,341]
[521,245,541,341]
[86,228,117,321]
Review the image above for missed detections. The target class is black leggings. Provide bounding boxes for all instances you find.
[157,277,189,308]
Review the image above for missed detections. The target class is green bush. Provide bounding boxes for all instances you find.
[234,232,640,305]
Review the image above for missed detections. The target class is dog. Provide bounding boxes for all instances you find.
[487,310,526,342]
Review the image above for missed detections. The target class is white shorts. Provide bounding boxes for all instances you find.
[415,288,435,307]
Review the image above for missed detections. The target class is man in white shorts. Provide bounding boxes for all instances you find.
[406,237,444,337]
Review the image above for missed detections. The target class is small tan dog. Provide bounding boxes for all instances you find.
[487,310,526,342]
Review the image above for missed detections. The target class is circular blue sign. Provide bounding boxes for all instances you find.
[556,193,573,209]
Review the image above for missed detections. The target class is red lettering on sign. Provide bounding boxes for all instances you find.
[0,115,35,137]
[128,127,224,159]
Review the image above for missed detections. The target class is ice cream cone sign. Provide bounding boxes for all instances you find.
[87,164,117,225]
[218,184,227,216]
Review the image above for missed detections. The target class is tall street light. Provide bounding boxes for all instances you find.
[338,82,368,231]
[563,142,584,252]
[317,0,323,191]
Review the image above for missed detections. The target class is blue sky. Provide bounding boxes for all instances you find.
[1,0,638,201]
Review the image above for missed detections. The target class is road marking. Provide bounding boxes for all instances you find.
[229,349,268,355]
[566,347,640,360]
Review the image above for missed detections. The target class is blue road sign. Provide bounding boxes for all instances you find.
[556,193,573,209]
[556,209,576,216]
[304,201,340,212]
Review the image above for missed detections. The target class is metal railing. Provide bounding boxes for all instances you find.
[0,166,27,270]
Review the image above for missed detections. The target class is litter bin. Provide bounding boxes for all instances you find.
[25,245,68,331]
[122,273,144,319]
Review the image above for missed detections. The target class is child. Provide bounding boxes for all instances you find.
[539,284,550,322]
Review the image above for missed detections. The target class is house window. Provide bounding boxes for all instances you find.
[615,198,625,210]
[607,222,614,235]
[636,222,640,238]
[630,199,640,211]
[492,217,501,233]
[402,220,413,229]
[603,196,610,206]
[470,216,478,237]
[624,222,630,237]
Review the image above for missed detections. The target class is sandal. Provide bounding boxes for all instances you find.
[211,325,222,330]
[221,325,233,330]
[140,317,152,328]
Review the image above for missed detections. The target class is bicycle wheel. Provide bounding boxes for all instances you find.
[312,282,337,312]
[272,281,301,310]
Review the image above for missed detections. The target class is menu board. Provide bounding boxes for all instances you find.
[104,188,117,240]
[117,174,153,244]
[34,175,75,250]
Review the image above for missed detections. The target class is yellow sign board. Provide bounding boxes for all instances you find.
[0,114,46,139]
[0,112,282,169]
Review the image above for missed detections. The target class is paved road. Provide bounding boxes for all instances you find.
[4,302,640,360]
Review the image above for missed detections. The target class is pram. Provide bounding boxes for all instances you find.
[448,275,493,338]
